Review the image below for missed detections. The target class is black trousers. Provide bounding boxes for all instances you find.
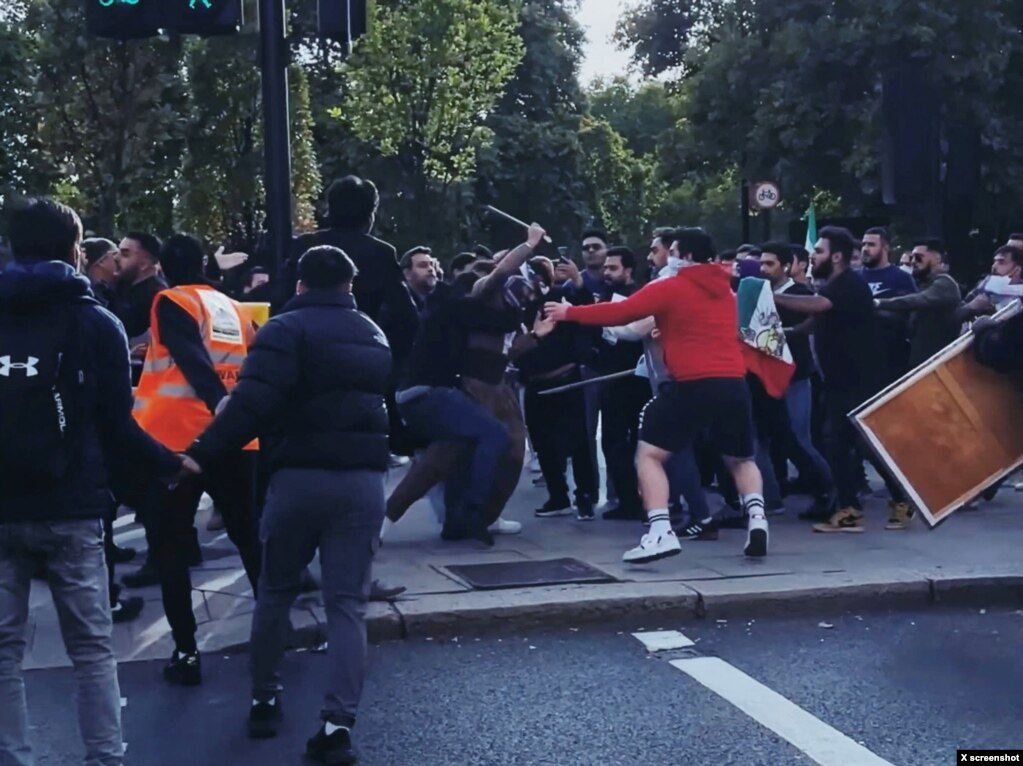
[524,373,597,505]
[823,388,905,510]
[142,451,262,653]
[599,375,649,513]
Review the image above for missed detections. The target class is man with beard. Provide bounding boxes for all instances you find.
[546,229,769,562]
[875,238,961,368]
[861,227,916,382]
[773,227,888,533]
[383,225,548,539]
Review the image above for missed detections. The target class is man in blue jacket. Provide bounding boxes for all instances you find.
[187,246,391,765]
[0,198,188,766]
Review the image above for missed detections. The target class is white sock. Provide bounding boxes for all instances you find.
[742,493,766,520]
[324,722,350,736]
[647,509,671,536]
[380,518,394,540]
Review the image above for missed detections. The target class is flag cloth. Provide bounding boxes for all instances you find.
[737,277,795,398]
[804,202,817,254]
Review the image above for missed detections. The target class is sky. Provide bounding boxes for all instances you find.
[575,0,637,85]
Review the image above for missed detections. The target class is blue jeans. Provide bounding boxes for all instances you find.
[784,378,833,491]
[0,520,122,766]
[398,388,509,517]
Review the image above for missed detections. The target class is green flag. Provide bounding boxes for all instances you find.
[804,202,817,253]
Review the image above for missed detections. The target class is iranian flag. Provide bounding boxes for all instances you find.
[737,277,795,398]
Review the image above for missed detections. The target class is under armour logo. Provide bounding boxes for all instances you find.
[0,356,39,377]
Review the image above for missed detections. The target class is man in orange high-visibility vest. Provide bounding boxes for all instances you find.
[130,234,262,687]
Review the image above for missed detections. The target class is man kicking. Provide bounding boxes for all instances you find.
[545,227,768,562]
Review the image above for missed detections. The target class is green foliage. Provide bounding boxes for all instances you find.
[619,0,1023,240]
[340,0,524,185]
[23,0,185,234]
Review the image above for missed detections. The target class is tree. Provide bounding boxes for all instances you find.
[337,0,525,247]
[577,116,658,247]
[24,0,186,235]
[177,39,321,253]
[476,0,591,247]
[0,0,48,213]
[588,77,680,157]
[617,0,1022,252]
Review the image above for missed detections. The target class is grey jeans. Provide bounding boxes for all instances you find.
[250,469,384,728]
[0,520,122,766]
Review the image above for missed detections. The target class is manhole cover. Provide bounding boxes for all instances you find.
[445,558,616,591]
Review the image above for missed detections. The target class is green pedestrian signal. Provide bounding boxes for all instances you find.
[86,0,161,39]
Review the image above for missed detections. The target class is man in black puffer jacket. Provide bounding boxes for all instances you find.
[187,245,391,764]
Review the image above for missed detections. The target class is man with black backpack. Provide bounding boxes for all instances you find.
[0,198,192,766]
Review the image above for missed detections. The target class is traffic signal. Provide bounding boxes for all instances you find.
[85,0,243,39]
[164,0,244,36]
[86,0,162,39]
[318,0,368,46]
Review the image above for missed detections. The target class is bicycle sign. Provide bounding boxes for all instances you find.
[751,181,782,210]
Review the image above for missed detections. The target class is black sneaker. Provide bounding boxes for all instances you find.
[678,518,719,541]
[121,561,160,589]
[306,722,357,765]
[111,596,145,624]
[535,499,572,518]
[163,649,201,687]
[576,497,595,521]
[799,494,836,522]
[248,698,282,739]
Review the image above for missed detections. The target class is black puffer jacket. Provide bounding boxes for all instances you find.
[0,261,180,522]
[188,290,392,473]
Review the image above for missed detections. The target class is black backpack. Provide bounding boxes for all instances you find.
[0,302,91,494]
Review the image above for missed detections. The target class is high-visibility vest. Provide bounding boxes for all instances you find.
[133,284,257,452]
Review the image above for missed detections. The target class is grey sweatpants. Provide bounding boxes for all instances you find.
[250,468,384,727]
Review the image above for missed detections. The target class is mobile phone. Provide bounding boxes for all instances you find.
[557,247,569,261]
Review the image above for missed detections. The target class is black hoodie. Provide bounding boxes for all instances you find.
[0,261,180,522]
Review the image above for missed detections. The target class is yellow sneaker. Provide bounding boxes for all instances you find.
[885,502,914,530]
[813,508,865,533]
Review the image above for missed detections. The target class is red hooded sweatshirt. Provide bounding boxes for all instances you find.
[565,264,745,383]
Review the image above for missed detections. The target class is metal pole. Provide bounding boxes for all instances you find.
[259,0,293,273]
[741,178,751,243]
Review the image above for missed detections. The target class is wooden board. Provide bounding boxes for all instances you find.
[851,301,1023,527]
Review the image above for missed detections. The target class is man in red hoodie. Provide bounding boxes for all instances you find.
[545,228,768,562]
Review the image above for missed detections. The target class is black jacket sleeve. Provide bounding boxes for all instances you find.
[448,299,522,334]
[91,306,180,479]
[379,257,419,359]
[187,317,301,467]
[974,312,1023,373]
[156,296,228,414]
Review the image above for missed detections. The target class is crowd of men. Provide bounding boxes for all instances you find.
[3,175,1023,766]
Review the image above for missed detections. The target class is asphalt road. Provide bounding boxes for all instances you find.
[18,606,1023,766]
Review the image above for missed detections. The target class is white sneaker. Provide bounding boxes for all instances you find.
[744,515,769,558]
[488,518,522,535]
[622,531,681,564]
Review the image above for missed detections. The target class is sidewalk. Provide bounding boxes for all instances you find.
[21,467,1023,670]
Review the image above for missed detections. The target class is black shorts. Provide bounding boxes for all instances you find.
[639,377,755,458]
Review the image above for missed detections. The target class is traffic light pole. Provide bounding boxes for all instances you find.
[259,0,293,273]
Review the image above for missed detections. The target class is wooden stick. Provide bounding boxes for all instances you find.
[484,205,553,243]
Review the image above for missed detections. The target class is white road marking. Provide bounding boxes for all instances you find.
[670,656,894,766]
[632,630,694,652]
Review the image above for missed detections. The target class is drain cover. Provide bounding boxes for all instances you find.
[445,558,616,591]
